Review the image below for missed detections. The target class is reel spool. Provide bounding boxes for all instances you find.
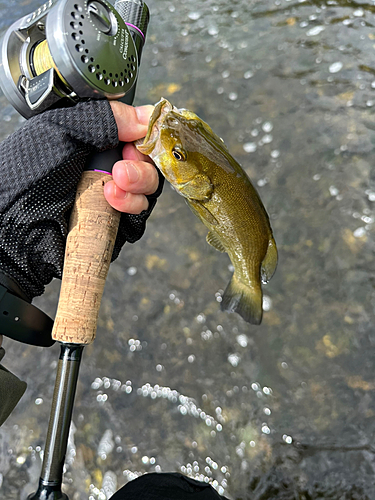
[0,0,149,118]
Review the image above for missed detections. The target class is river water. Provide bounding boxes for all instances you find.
[1,0,375,498]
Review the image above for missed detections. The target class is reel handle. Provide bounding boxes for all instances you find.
[51,169,121,344]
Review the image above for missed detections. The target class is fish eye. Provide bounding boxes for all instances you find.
[172,148,186,161]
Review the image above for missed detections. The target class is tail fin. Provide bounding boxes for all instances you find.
[221,273,263,325]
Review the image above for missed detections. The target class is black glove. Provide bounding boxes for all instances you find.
[0,99,163,302]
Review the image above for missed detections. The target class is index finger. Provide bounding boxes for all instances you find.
[109,101,153,143]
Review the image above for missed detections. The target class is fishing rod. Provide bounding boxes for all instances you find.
[0,0,149,497]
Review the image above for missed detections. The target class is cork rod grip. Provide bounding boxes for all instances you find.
[52,171,121,344]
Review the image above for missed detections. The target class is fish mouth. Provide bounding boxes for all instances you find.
[135,98,173,156]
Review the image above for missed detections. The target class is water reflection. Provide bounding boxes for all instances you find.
[1,0,375,498]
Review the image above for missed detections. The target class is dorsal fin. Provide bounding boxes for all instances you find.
[261,237,278,284]
[206,231,226,252]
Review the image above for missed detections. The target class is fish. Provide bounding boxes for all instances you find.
[136,98,278,325]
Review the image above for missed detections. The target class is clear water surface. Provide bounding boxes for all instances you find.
[1,0,375,498]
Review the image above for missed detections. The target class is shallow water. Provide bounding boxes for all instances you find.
[1,0,375,498]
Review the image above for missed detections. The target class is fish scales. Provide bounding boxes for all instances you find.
[136,98,278,325]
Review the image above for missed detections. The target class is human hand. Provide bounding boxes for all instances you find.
[105,102,160,214]
[0,100,163,301]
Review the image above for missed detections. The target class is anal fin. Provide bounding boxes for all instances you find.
[261,237,278,284]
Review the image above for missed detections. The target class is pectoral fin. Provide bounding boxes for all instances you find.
[261,237,278,284]
[206,231,226,252]
[177,174,213,202]
[187,199,219,226]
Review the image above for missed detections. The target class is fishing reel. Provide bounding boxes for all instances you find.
[0,0,149,118]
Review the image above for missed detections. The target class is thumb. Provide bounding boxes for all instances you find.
[109,101,153,143]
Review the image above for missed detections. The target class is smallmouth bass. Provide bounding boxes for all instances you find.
[136,99,277,325]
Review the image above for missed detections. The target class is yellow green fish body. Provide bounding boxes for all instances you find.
[136,99,277,325]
